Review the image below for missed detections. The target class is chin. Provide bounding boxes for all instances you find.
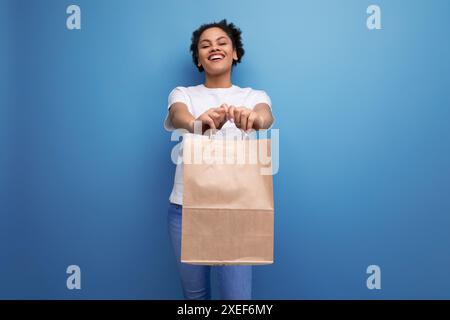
[205,66,231,76]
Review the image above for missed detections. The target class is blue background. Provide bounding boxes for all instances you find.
[1,0,450,299]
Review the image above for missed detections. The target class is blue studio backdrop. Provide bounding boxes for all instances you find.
[1,0,450,299]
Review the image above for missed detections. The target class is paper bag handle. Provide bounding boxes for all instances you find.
[207,128,251,140]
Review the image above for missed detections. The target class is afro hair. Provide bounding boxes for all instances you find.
[190,19,245,72]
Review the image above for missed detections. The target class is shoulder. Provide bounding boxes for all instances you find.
[250,88,270,98]
[168,86,187,95]
[242,86,271,102]
[167,86,192,107]
[234,85,269,97]
[169,85,204,96]
[236,86,272,108]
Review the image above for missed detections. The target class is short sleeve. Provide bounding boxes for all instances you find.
[251,90,272,109]
[164,87,191,131]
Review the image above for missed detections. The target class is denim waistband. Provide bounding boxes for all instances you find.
[169,202,182,210]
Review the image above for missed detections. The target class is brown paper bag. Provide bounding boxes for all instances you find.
[181,132,274,265]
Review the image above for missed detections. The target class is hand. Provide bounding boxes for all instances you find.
[227,106,264,132]
[195,104,229,133]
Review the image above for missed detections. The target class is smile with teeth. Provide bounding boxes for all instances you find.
[208,54,225,62]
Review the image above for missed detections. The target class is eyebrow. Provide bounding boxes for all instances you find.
[199,36,228,44]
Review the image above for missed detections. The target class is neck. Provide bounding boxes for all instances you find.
[204,71,232,88]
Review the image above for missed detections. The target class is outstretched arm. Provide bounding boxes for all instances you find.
[168,103,229,133]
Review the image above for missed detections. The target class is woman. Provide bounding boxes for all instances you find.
[164,19,274,300]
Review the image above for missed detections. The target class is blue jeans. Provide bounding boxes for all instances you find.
[167,202,252,300]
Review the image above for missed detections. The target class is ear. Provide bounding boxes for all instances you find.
[233,49,238,61]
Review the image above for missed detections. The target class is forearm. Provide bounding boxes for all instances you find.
[169,103,195,133]
[253,103,274,130]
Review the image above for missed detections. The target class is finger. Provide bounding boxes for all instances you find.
[209,107,223,117]
[208,111,221,119]
[213,116,222,128]
[204,115,216,130]
[219,103,229,113]
[213,108,227,127]
[234,108,242,127]
[215,106,226,114]
[247,112,256,132]
[240,110,250,131]
[216,107,228,121]
[220,103,229,124]
[228,105,235,122]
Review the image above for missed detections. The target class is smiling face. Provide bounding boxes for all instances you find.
[197,27,238,76]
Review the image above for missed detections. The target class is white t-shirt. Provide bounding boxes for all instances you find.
[164,84,272,205]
